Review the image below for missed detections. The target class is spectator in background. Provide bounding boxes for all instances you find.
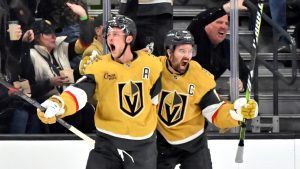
[0,0,39,133]
[7,24,43,133]
[0,84,10,133]
[20,2,95,133]
[9,0,36,30]
[3,74,42,134]
[36,0,88,43]
[269,0,290,53]
[187,0,250,92]
[1,0,35,81]
[76,13,104,58]
[36,0,89,80]
[0,84,29,133]
[0,73,44,133]
[119,0,173,56]
[76,13,109,75]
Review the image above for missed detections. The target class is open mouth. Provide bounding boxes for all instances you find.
[110,44,116,52]
[181,60,189,67]
[218,31,225,36]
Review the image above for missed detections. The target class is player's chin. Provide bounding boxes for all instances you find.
[111,53,119,59]
[178,65,188,74]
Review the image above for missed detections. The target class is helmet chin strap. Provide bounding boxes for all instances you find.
[118,43,128,59]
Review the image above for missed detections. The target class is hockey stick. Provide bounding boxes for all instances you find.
[0,74,95,145]
[235,0,264,163]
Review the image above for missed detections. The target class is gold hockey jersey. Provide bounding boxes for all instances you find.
[157,56,239,145]
[60,51,162,140]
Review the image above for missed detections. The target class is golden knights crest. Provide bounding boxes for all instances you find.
[118,81,144,117]
[158,90,187,126]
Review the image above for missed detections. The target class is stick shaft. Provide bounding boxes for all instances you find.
[235,0,264,163]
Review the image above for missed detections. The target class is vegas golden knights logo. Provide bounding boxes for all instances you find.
[158,90,187,126]
[118,81,144,117]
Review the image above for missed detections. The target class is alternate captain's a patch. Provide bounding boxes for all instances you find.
[158,90,188,126]
[118,81,144,117]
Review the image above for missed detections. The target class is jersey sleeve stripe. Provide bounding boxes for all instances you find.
[64,85,87,111]
[65,91,79,111]
[202,101,225,124]
[211,102,226,124]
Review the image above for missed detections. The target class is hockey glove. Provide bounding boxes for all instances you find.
[79,50,99,75]
[146,42,154,54]
[229,98,258,121]
[37,95,65,124]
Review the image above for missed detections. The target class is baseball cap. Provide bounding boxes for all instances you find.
[31,19,55,35]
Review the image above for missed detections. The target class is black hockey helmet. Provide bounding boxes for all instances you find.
[164,30,195,52]
[103,15,137,44]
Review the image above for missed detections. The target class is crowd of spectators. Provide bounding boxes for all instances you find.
[0,0,95,134]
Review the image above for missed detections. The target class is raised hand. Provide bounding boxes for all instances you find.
[79,50,99,75]
[223,0,248,13]
[66,2,87,18]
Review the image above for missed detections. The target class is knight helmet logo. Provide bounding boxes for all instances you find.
[118,81,144,117]
[158,90,187,126]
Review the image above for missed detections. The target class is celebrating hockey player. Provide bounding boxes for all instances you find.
[156,30,258,169]
[37,15,162,169]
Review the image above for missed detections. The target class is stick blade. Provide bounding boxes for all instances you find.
[235,146,244,163]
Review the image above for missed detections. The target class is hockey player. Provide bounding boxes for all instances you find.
[37,15,162,169]
[156,30,258,169]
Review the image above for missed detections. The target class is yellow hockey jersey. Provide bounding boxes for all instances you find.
[157,56,239,145]
[60,51,162,140]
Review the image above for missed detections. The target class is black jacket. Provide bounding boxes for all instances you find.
[0,0,36,79]
[187,6,250,91]
[0,84,9,106]
[36,0,87,31]
[0,1,45,120]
